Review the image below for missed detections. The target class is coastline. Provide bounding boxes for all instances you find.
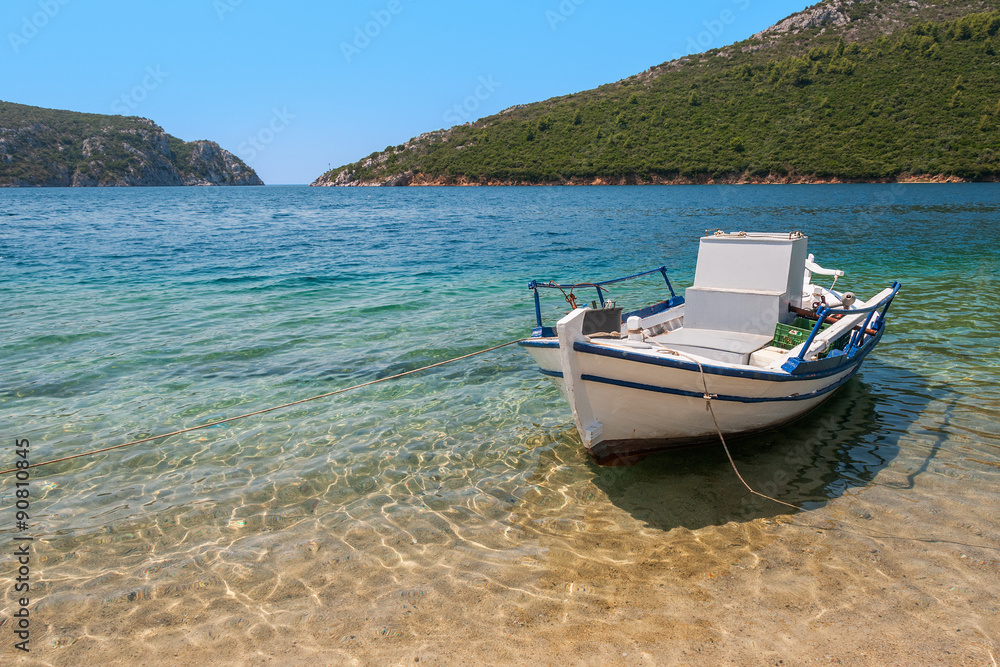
[311,172,983,187]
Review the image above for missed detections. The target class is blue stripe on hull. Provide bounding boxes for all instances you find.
[579,364,858,404]
[519,339,560,349]
[573,326,883,383]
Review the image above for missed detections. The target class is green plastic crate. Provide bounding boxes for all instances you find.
[771,322,814,350]
[771,318,850,352]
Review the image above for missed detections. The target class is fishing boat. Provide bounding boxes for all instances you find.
[520,231,901,464]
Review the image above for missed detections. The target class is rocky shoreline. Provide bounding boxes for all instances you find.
[310,170,977,187]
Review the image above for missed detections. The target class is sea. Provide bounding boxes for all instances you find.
[1,185,999,664]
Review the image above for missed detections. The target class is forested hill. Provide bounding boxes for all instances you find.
[313,0,1000,186]
[0,102,263,187]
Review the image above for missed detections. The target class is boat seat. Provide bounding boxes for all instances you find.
[651,328,773,365]
[651,285,786,364]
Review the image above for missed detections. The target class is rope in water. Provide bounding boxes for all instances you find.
[11,328,999,555]
[645,339,802,511]
[642,338,1000,551]
[0,339,525,477]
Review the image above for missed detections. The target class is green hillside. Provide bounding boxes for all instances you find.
[0,101,263,187]
[314,0,1000,186]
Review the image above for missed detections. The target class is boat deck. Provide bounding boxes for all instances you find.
[648,327,773,365]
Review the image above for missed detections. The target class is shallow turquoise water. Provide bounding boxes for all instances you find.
[2,185,999,662]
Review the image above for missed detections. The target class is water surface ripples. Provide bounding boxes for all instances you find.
[2,185,998,664]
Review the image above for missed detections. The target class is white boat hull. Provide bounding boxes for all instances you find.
[520,233,900,463]
[569,344,853,461]
[520,307,884,463]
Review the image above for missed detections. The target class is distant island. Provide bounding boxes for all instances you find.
[313,0,1000,187]
[0,101,262,187]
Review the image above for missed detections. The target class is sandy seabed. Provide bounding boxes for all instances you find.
[4,427,998,667]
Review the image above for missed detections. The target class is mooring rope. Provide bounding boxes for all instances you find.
[639,339,1000,551]
[10,332,999,554]
[0,339,525,476]
[645,340,802,510]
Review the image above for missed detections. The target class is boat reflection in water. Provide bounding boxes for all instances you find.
[582,373,911,530]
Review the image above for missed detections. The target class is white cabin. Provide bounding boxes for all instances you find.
[659,232,809,365]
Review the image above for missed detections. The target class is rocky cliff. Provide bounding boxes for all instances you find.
[0,101,263,187]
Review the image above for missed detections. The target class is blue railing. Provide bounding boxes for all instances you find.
[791,282,902,362]
[528,266,678,334]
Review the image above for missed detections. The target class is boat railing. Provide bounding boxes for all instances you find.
[792,281,902,362]
[528,266,678,335]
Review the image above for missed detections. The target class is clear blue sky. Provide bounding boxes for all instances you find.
[1,0,808,184]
